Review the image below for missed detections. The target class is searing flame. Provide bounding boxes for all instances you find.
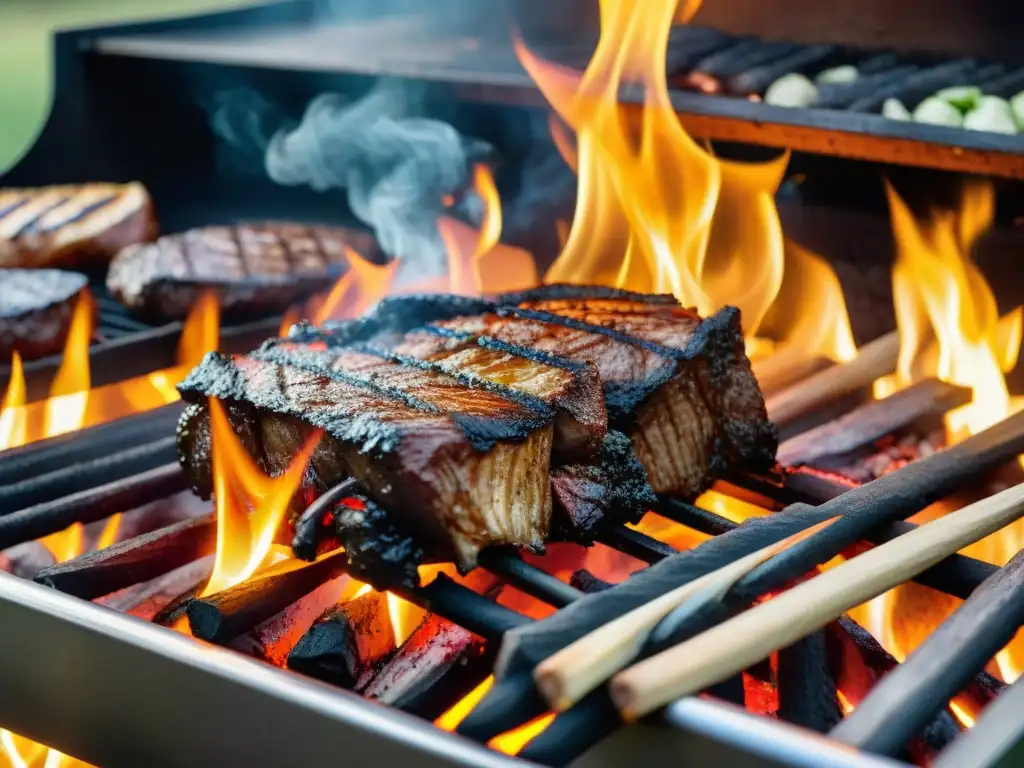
[857,179,1023,684]
[202,398,323,594]
[177,290,221,368]
[315,247,398,323]
[473,164,503,259]
[0,293,222,451]
[518,0,853,363]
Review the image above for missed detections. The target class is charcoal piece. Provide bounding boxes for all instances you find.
[98,556,214,621]
[106,222,381,322]
[331,494,424,591]
[287,589,396,689]
[980,66,1024,98]
[569,569,612,594]
[0,182,156,270]
[0,542,56,579]
[551,430,656,541]
[776,631,842,732]
[362,612,490,719]
[814,66,919,109]
[664,26,735,74]
[699,40,800,80]
[0,269,89,360]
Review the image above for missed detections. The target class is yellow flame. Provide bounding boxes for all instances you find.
[203,398,323,595]
[0,351,26,450]
[473,164,503,258]
[519,0,852,356]
[861,179,1023,683]
[177,291,221,368]
[316,247,398,324]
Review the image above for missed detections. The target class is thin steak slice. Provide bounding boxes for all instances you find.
[0,269,89,360]
[0,183,156,269]
[177,349,553,570]
[107,222,381,322]
[506,284,778,482]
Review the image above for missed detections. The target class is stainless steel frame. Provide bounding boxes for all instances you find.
[0,574,527,768]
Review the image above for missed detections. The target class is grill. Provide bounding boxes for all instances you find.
[2,1,1024,767]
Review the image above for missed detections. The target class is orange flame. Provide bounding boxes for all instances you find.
[517,0,853,365]
[855,179,1023,684]
[177,290,221,368]
[0,352,26,449]
[202,397,323,595]
[435,676,555,755]
[315,247,399,323]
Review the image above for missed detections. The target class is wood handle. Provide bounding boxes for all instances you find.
[766,330,900,426]
[532,519,835,710]
[609,482,1024,721]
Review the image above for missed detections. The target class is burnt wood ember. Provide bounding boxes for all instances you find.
[0,542,55,579]
[106,222,380,322]
[0,182,156,269]
[777,378,972,467]
[361,611,490,720]
[97,556,214,621]
[776,631,842,733]
[177,349,555,571]
[459,409,1024,742]
[0,402,183,487]
[0,463,189,550]
[290,477,359,562]
[550,431,657,541]
[34,513,216,600]
[825,618,961,760]
[233,574,349,667]
[287,588,395,688]
[327,494,423,591]
[187,551,349,643]
[0,269,89,360]
[831,549,1024,756]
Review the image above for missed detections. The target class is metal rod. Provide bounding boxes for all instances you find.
[596,525,676,563]
[0,463,189,550]
[477,548,583,608]
[933,676,1024,768]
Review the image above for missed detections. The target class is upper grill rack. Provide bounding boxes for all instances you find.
[84,13,1024,178]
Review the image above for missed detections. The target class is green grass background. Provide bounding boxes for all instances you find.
[0,0,264,175]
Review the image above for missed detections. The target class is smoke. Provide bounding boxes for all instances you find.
[265,79,489,283]
[206,87,280,176]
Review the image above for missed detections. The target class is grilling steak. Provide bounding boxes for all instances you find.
[0,269,89,360]
[0,183,155,269]
[106,223,381,322]
[176,347,554,569]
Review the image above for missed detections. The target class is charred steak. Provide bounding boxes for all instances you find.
[0,183,155,269]
[0,269,89,360]
[107,222,381,322]
[176,345,554,570]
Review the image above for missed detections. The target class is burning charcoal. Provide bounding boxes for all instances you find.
[776,631,842,732]
[232,574,349,667]
[1,542,56,579]
[569,569,612,594]
[330,495,423,591]
[287,589,396,690]
[361,612,491,720]
[98,556,214,621]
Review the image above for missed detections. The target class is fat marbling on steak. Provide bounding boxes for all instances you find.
[0,269,89,360]
[107,222,380,322]
[0,183,156,269]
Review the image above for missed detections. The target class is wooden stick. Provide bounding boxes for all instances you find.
[777,378,971,466]
[830,548,1024,756]
[610,482,1024,721]
[765,330,900,426]
[751,348,831,397]
[533,518,834,710]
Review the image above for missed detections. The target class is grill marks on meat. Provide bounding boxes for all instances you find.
[0,183,156,269]
[510,286,778,475]
[106,222,380,322]
[342,325,606,462]
[177,350,553,569]
[0,269,89,360]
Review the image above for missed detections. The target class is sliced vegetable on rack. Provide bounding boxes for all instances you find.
[963,96,1018,134]
[912,96,963,127]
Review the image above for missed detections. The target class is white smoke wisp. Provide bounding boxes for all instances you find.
[265,80,479,283]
